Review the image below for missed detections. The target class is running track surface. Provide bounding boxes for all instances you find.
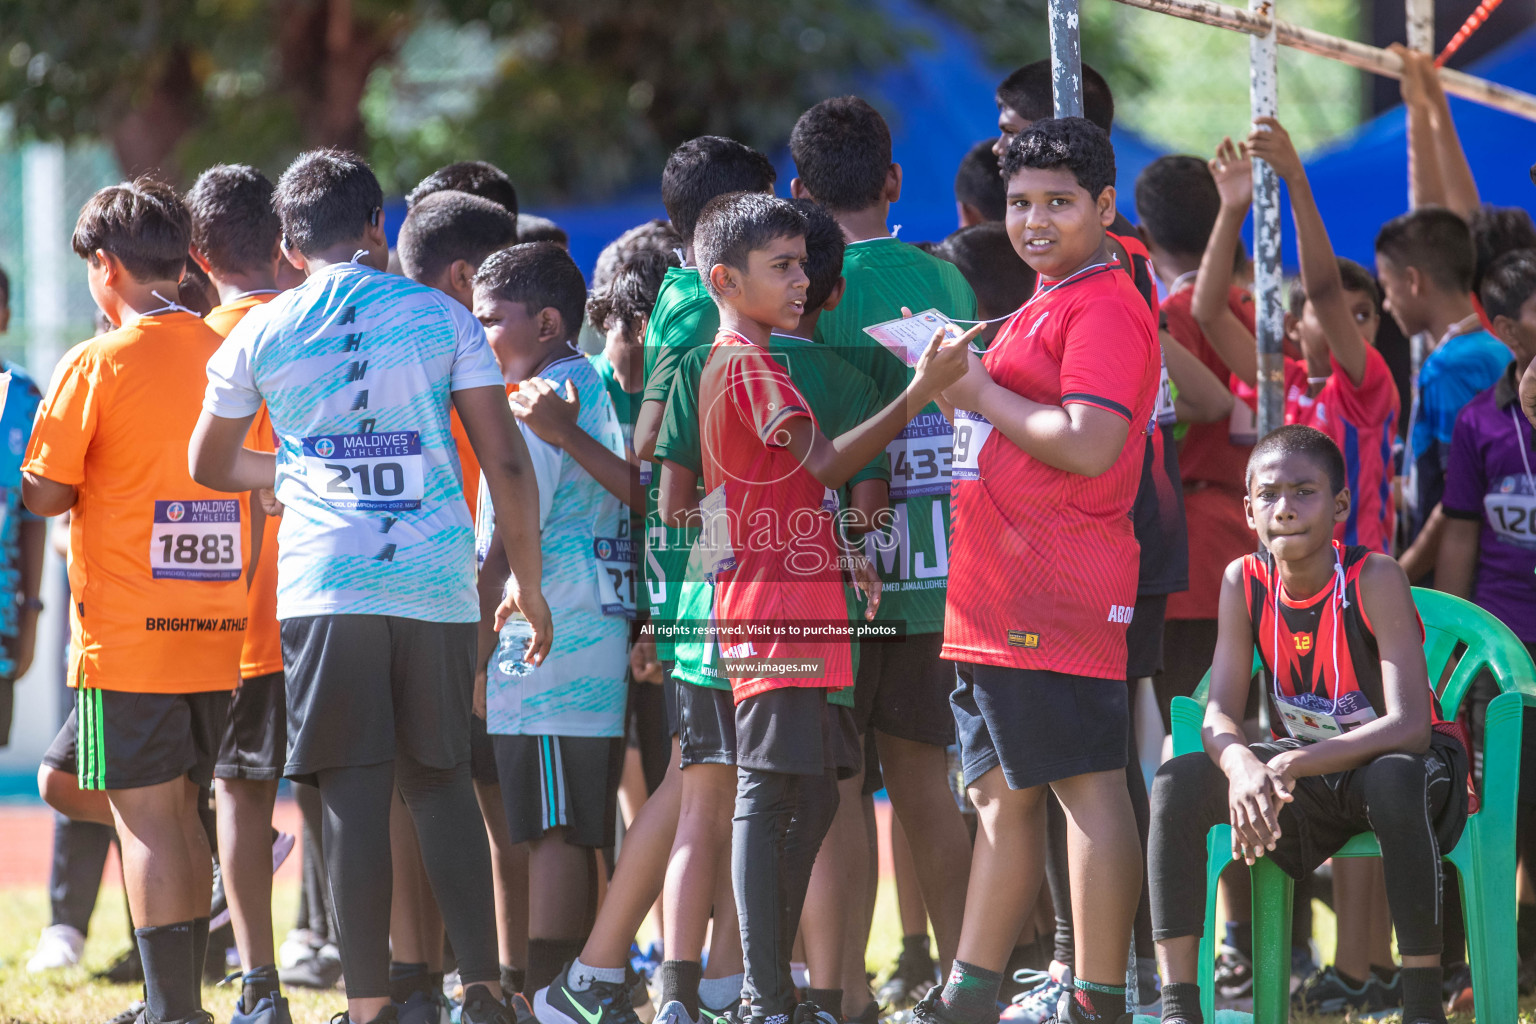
[0,799,897,889]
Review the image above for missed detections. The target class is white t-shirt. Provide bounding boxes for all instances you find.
[203,260,504,622]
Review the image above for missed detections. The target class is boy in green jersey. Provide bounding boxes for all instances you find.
[792,96,977,983]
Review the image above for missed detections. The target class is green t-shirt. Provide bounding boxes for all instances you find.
[812,237,977,634]
[655,334,890,702]
[590,350,645,550]
[641,268,720,658]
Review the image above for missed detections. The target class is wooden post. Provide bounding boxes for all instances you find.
[1049,0,1085,118]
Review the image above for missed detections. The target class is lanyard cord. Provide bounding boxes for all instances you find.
[1512,405,1536,497]
[133,289,199,321]
[1271,541,1348,717]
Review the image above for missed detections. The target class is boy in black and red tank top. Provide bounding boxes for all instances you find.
[1146,426,1470,1024]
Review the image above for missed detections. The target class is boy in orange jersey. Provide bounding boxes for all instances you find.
[188,163,297,1024]
[24,178,252,1024]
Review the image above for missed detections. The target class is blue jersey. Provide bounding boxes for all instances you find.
[0,362,41,677]
[476,353,629,737]
[1405,327,1510,540]
[203,260,505,622]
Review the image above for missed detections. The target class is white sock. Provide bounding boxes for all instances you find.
[791,962,809,991]
[698,974,744,1010]
[568,957,626,991]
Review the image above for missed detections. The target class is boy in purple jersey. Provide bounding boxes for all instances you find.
[1436,249,1536,975]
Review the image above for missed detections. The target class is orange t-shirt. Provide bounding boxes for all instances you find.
[207,295,284,680]
[450,408,480,519]
[24,312,249,693]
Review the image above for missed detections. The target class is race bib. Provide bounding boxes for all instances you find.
[1229,396,1258,446]
[887,411,953,500]
[1274,689,1378,743]
[863,308,955,368]
[1153,351,1176,430]
[696,485,737,581]
[950,410,995,482]
[302,431,424,511]
[149,499,242,581]
[594,533,639,618]
[1485,482,1536,550]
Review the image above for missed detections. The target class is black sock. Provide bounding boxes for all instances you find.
[807,988,843,1019]
[1401,966,1445,1023]
[660,959,705,1018]
[501,964,525,995]
[136,921,199,1022]
[190,916,210,981]
[1223,921,1252,959]
[527,938,586,997]
[936,959,1002,1024]
[242,964,281,1012]
[1370,963,1398,984]
[1067,979,1125,1023]
[389,961,431,1003]
[430,972,445,997]
[1160,981,1202,1024]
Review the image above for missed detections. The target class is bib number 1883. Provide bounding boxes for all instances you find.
[149,500,242,581]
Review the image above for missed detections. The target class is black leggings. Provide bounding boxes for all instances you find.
[732,767,840,1017]
[318,757,497,998]
[1045,683,1154,965]
[1149,745,1452,958]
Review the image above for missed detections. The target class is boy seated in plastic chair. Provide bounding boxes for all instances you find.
[1146,425,1471,1024]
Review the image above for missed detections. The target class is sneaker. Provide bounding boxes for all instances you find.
[876,946,938,1010]
[1000,962,1071,1024]
[399,989,452,1024]
[1130,957,1160,1016]
[97,945,146,984]
[279,930,321,969]
[231,992,295,1024]
[26,923,86,972]
[506,995,537,1024]
[842,1001,878,1024]
[280,941,343,989]
[1291,965,1373,1015]
[654,1000,699,1024]
[103,1002,146,1024]
[1362,969,1403,1017]
[1443,961,1474,1016]
[535,963,644,1024]
[1213,945,1253,1001]
[460,985,512,1024]
[331,1009,400,1024]
[790,1004,837,1024]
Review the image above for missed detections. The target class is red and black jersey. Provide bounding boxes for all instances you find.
[1241,542,1441,739]
[1108,227,1157,315]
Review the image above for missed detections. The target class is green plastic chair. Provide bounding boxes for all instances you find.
[1170,588,1536,1024]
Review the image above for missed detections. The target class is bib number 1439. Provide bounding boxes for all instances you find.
[150,499,242,581]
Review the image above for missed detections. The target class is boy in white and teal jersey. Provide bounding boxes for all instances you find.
[792,96,977,984]
[194,150,545,1024]
[471,243,631,997]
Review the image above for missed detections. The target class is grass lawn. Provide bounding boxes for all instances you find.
[0,880,1529,1023]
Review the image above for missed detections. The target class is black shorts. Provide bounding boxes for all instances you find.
[952,664,1128,791]
[0,677,15,748]
[677,681,737,768]
[1125,594,1168,681]
[735,686,860,779]
[45,687,230,791]
[281,615,477,785]
[492,733,621,847]
[470,714,499,785]
[216,672,286,781]
[853,632,956,747]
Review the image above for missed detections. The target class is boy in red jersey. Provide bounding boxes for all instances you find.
[1147,425,1468,1024]
[919,117,1157,1024]
[687,191,971,1024]
[1192,120,1399,557]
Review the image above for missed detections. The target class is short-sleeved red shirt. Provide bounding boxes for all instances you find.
[1276,346,1399,554]
[942,264,1158,678]
[1162,285,1259,621]
[697,331,851,701]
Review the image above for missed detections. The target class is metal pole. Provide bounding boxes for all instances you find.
[1049,0,1085,118]
[1406,0,1434,401]
[1250,0,1284,441]
[1104,0,1536,122]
